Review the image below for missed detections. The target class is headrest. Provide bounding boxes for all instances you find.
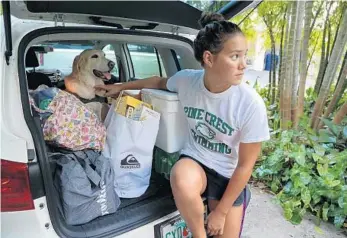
[25,48,39,68]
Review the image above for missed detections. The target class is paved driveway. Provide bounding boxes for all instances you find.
[244,69,270,88]
[241,187,346,238]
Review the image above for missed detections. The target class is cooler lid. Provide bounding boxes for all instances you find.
[141,88,179,101]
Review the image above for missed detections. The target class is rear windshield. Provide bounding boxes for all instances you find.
[29,43,94,72]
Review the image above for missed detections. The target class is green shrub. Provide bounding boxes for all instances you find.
[253,83,347,228]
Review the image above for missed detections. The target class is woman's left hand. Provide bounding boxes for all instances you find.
[206,209,227,236]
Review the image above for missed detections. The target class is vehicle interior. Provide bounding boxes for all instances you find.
[22,30,200,237]
[24,37,197,85]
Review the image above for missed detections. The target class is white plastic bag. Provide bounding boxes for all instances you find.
[102,98,160,198]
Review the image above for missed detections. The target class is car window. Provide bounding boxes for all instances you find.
[171,49,182,71]
[127,44,167,79]
[30,43,93,75]
[102,44,119,77]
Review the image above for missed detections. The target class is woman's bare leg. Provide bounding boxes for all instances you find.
[208,199,244,238]
[170,158,207,238]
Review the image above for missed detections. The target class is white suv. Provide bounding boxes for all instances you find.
[1,1,256,237]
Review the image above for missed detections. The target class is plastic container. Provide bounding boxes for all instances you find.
[154,146,180,180]
[123,89,141,96]
[141,88,188,153]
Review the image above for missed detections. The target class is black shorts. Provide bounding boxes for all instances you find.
[178,154,251,207]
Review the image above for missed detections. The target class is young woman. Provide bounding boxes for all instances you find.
[96,12,270,238]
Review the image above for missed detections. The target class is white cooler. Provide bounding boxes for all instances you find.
[141,88,188,153]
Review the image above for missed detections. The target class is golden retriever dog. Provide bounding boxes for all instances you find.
[64,49,115,99]
[64,49,115,122]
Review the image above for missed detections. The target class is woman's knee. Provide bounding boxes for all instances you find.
[170,158,207,195]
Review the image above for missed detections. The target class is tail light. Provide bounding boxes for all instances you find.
[1,159,34,212]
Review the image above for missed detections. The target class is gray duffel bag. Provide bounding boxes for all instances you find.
[53,150,120,225]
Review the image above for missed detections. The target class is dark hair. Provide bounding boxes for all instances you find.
[193,12,243,65]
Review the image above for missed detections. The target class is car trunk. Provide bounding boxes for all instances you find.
[18,26,194,238]
[49,149,175,237]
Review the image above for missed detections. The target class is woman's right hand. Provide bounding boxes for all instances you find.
[94,84,123,98]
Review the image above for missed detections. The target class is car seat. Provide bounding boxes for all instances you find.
[26,47,53,90]
[104,55,123,85]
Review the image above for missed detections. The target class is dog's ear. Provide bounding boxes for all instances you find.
[76,55,86,74]
[72,55,80,73]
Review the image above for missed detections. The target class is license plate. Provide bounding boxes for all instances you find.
[160,215,192,238]
[154,204,208,238]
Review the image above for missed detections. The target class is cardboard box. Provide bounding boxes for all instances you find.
[133,104,160,121]
[115,95,152,119]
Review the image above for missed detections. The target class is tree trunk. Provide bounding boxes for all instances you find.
[268,50,272,99]
[263,16,274,100]
[326,20,332,62]
[335,54,347,105]
[335,50,347,89]
[278,4,288,100]
[291,0,305,126]
[306,0,324,72]
[278,7,286,85]
[314,16,328,94]
[314,2,333,95]
[311,8,347,129]
[307,32,320,72]
[280,4,291,119]
[271,44,277,105]
[320,51,347,126]
[294,1,313,127]
[297,1,314,125]
[268,26,276,104]
[329,5,344,60]
[333,102,347,125]
[281,1,296,129]
[310,1,324,33]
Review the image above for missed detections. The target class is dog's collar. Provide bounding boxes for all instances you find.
[78,95,107,104]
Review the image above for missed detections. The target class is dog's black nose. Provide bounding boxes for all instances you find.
[108,61,115,70]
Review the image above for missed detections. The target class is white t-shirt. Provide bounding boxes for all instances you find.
[166,69,270,178]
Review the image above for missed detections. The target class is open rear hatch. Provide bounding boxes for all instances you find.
[2,1,258,237]
[5,0,257,64]
[10,1,202,34]
[9,1,255,33]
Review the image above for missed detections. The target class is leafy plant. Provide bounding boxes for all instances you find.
[317,118,347,151]
[253,122,347,227]
[253,86,347,229]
